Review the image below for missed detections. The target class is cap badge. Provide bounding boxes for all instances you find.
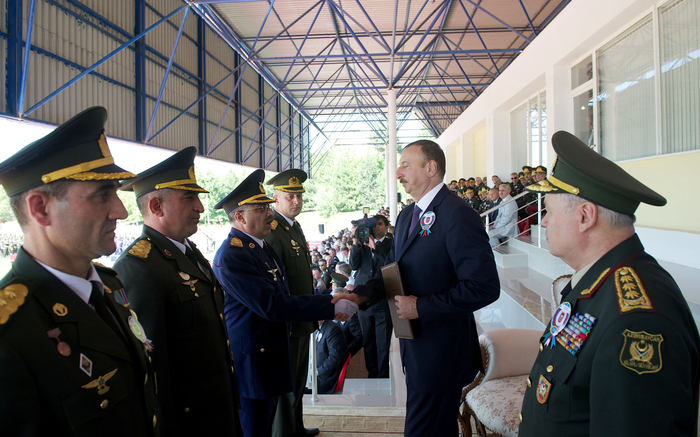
[289,176,300,186]
[419,211,436,237]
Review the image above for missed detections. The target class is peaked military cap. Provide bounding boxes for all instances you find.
[0,106,135,197]
[450,180,458,185]
[458,178,466,182]
[535,165,547,174]
[120,146,208,197]
[330,272,348,287]
[522,166,533,175]
[215,169,273,214]
[466,188,474,194]
[519,172,526,179]
[527,131,666,215]
[266,169,307,193]
[467,177,475,182]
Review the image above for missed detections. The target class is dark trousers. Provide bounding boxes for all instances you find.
[273,334,310,436]
[404,387,462,437]
[240,396,279,437]
[358,300,393,378]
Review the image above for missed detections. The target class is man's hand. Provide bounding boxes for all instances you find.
[395,295,419,320]
[333,299,358,320]
[364,237,376,251]
[331,293,369,306]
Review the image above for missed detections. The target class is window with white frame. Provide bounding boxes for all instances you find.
[510,91,547,169]
[589,0,700,161]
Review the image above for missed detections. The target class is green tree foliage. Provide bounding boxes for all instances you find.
[0,190,15,223]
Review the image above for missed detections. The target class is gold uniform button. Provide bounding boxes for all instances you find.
[230,366,235,373]
[144,374,148,385]
[260,348,265,353]
[100,400,109,410]
[153,415,157,427]
[519,412,523,423]
[527,377,531,387]
[546,365,554,373]
[227,340,230,346]
[539,343,543,352]
[184,407,190,413]
[220,313,224,320]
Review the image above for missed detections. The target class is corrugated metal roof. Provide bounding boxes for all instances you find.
[195,0,570,138]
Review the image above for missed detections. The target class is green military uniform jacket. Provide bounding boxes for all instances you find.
[113,226,241,436]
[0,248,158,436]
[265,210,315,337]
[520,234,700,436]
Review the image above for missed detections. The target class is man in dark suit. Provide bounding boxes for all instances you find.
[519,132,699,436]
[351,140,500,436]
[315,320,349,394]
[349,214,393,378]
[113,147,242,436]
[0,107,159,435]
[212,170,358,437]
[264,169,318,437]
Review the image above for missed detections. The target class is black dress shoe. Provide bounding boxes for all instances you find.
[293,428,320,437]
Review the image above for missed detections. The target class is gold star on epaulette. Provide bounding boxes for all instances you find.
[128,240,152,259]
[230,237,243,247]
[271,220,278,230]
[615,266,654,313]
[0,283,29,325]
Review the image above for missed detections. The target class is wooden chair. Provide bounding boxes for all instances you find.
[551,274,572,312]
[459,329,542,437]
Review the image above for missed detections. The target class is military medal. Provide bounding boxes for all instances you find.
[47,328,71,357]
[112,288,129,307]
[419,211,435,236]
[52,302,68,316]
[556,312,597,356]
[81,369,118,395]
[543,302,571,348]
[128,310,154,351]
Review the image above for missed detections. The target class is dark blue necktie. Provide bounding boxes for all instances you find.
[408,206,422,236]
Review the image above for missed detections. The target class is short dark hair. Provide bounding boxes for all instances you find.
[137,188,173,216]
[404,140,446,180]
[373,214,389,227]
[10,180,71,227]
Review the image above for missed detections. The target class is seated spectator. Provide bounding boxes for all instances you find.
[465,188,481,210]
[334,262,354,290]
[316,319,349,394]
[488,184,519,246]
[329,274,363,356]
[488,187,502,223]
[312,266,326,292]
[522,166,534,185]
[491,175,503,188]
[317,259,332,287]
[534,165,547,182]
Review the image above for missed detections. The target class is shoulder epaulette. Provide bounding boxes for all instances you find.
[128,239,152,260]
[615,266,654,314]
[271,220,278,230]
[0,283,29,325]
[92,261,117,276]
[230,237,243,247]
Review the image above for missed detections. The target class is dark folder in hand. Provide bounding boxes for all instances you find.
[381,262,414,339]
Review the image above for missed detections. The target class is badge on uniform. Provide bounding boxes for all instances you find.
[47,328,71,357]
[555,312,597,356]
[128,310,154,351]
[619,329,663,374]
[536,375,551,404]
[542,302,571,348]
[112,288,129,307]
[420,211,435,236]
[291,239,301,256]
[81,368,118,395]
[80,353,93,377]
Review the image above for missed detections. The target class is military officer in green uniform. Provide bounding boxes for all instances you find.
[113,147,242,436]
[519,131,700,436]
[265,169,319,437]
[0,107,159,436]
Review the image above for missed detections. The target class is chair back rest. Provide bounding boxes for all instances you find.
[479,329,543,384]
[551,274,572,313]
[333,353,352,394]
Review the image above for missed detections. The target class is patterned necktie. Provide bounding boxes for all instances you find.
[408,205,422,236]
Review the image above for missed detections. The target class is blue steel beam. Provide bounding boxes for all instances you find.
[329,0,390,52]
[460,0,532,43]
[23,4,188,117]
[251,48,521,62]
[394,0,444,54]
[518,0,538,36]
[457,0,500,76]
[17,0,37,116]
[6,0,22,116]
[135,0,147,142]
[207,63,247,155]
[145,7,190,142]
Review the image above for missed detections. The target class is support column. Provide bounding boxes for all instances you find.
[385,143,390,208]
[387,88,398,225]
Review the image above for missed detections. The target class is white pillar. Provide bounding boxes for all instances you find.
[385,144,391,208]
[387,88,398,225]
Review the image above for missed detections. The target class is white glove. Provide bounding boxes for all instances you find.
[334,299,358,318]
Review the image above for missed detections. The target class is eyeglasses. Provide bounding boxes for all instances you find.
[245,204,271,213]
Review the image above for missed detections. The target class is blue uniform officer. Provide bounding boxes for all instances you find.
[212,169,357,437]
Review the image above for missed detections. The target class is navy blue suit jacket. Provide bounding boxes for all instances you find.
[355,185,500,392]
[213,228,335,400]
[315,321,348,394]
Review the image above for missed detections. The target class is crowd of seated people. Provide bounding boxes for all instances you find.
[446,165,548,246]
